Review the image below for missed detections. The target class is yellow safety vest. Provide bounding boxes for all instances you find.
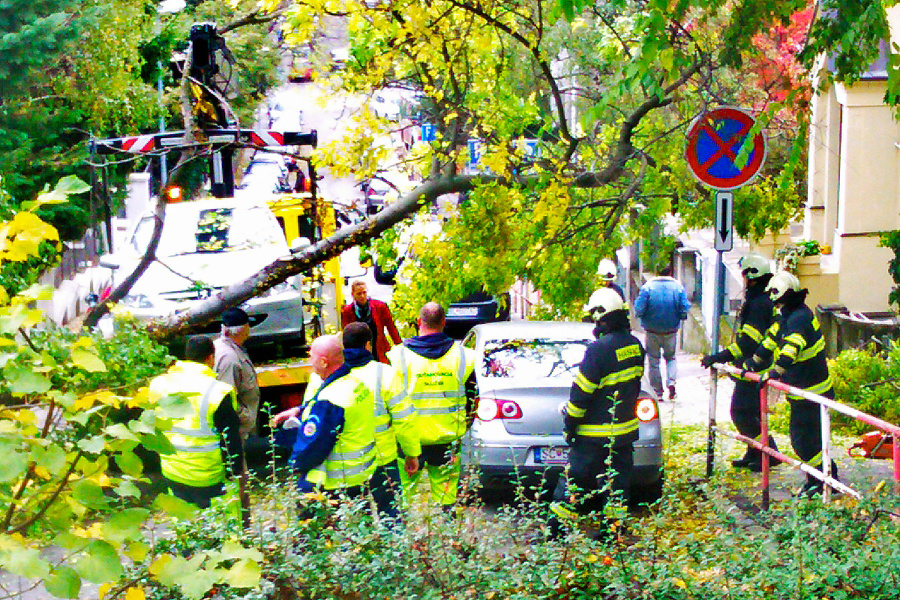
[305,374,378,490]
[148,361,237,488]
[387,343,476,446]
[350,361,420,465]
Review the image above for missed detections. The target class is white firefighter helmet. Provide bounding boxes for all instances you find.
[584,287,626,321]
[738,253,771,280]
[766,271,801,303]
[597,258,617,282]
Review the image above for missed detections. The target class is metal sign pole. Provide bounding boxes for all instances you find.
[706,247,724,477]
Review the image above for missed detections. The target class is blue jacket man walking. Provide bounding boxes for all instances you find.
[634,266,691,400]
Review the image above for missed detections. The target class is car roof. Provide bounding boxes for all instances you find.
[469,320,595,341]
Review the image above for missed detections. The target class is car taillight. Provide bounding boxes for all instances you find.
[636,397,658,422]
[475,397,523,421]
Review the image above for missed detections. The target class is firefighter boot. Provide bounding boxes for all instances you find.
[746,437,782,472]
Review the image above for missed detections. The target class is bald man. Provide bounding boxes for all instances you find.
[387,302,477,511]
[274,335,377,496]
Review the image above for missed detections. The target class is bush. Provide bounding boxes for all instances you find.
[829,342,900,435]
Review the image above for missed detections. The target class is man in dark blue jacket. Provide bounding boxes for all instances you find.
[634,266,690,400]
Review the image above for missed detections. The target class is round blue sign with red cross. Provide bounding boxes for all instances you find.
[685,107,766,190]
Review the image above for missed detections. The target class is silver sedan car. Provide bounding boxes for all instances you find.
[460,321,664,503]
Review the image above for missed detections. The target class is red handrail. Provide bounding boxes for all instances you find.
[709,363,900,506]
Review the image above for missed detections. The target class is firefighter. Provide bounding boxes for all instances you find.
[701,253,781,471]
[744,271,838,496]
[342,322,421,522]
[549,287,645,539]
[597,258,625,300]
[148,336,244,509]
[386,302,477,511]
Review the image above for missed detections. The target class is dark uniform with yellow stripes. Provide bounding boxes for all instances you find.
[550,315,644,536]
[702,277,777,468]
[745,294,836,491]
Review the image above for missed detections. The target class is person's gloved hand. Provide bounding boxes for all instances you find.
[565,432,578,446]
[701,351,729,369]
[757,371,778,390]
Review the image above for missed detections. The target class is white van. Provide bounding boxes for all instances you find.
[100,197,305,347]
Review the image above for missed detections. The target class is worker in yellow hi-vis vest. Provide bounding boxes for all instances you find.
[148,336,245,509]
[387,302,477,511]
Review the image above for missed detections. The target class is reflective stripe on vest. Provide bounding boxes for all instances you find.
[397,344,468,445]
[168,381,221,453]
[576,418,639,437]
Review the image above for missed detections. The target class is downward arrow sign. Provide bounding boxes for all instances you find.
[715,191,733,251]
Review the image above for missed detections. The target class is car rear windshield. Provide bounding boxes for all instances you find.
[481,339,590,379]
[131,205,284,256]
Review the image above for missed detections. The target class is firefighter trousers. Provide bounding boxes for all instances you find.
[789,396,838,484]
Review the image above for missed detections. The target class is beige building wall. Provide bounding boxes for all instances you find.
[802,42,900,312]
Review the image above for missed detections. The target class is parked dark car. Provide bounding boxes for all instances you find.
[444,290,510,339]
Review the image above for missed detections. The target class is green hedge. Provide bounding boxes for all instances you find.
[829,342,900,435]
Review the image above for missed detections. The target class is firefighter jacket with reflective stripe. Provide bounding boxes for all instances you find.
[746,303,832,398]
[148,361,238,488]
[350,361,421,465]
[724,282,775,365]
[564,330,644,443]
[387,343,477,446]
[305,373,378,490]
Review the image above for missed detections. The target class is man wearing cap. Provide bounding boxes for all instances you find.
[214,307,260,440]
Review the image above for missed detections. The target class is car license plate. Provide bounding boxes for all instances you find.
[448,306,479,317]
[535,447,569,465]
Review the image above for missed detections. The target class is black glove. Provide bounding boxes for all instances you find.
[701,350,729,369]
[565,432,578,446]
[757,371,778,390]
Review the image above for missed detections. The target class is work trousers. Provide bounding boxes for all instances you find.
[371,461,402,522]
[732,380,766,460]
[399,443,461,508]
[550,440,633,534]
[645,331,678,395]
[789,394,837,484]
[163,477,226,509]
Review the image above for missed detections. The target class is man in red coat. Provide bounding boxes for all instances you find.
[341,281,403,364]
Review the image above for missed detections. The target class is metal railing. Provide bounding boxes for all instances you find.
[707,363,900,509]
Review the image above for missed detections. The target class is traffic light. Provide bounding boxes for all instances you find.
[164,185,183,203]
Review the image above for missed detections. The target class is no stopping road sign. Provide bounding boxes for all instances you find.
[685,107,766,190]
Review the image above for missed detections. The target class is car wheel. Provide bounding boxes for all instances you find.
[629,476,664,507]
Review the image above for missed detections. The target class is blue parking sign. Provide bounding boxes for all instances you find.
[468,139,482,171]
[421,124,436,142]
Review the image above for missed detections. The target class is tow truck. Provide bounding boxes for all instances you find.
[254,190,348,419]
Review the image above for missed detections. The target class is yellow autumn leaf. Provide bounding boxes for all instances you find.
[673,577,687,589]
[125,586,146,600]
[71,348,107,373]
[149,554,173,576]
[98,583,113,599]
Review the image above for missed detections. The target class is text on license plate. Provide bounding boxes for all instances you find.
[535,447,569,465]
[448,306,479,317]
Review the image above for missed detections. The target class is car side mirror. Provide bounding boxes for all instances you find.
[99,254,120,270]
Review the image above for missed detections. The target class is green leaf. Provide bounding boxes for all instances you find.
[220,540,264,563]
[114,449,144,477]
[71,480,109,509]
[105,423,140,442]
[102,508,149,544]
[44,565,81,599]
[0,545,50,579]
[138,430,175,454]
[225,559,261,589]
[70,348,107,373]
[73,540,123,584]
[3,364,52,394]
[0,450,29,483]
[34,444,67,475]
[153,493,197,520]
[76,436,106,454]
[54,175,92,196]
[155,393,194,419]
[114,479,142,499]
